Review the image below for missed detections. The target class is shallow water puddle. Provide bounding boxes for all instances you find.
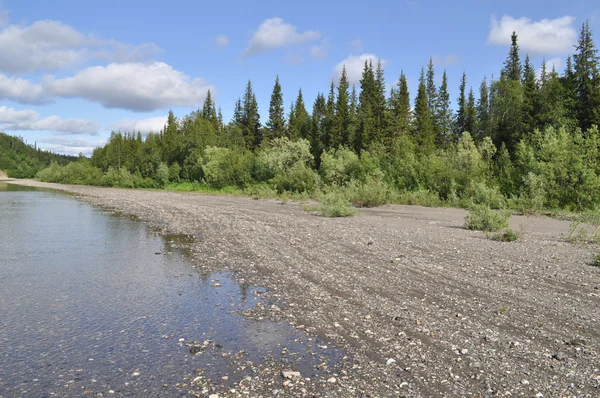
[0,182,345,397]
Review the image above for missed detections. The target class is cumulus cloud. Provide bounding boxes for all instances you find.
[37,137,106,156]
[431,54,460,66]
[109,116,168,134]
[243,18,320,57]
[0,18,161,74]
[350,39,363,51]
[0,74,47,104]
[487,15,577,55]
[537,57,562,79]
[333,54,386,85]
[45,62,214,112]
[215,34,229,47]
[0,105,100,135]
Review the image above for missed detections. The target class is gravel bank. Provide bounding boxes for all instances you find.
[9,180,600,397]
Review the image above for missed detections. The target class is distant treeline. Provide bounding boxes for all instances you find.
[0,133,77,178]
[38,23,600,211]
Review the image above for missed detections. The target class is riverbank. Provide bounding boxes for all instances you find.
[7,179,600,397]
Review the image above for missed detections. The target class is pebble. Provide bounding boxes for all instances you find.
[386,358,396,366]
[327,377,337,383]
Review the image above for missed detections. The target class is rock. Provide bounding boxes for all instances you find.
[221,376,229,381]
[282,370,301,379]
[209,395,219,398]
[132,371,140,376]
[521,379,529,385]
[553,352,568,361]
[460,349,469,355]
[327,377,337,383]
[386,358,396,366]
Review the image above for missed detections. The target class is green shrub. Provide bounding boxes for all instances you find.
[244,183,277,199]
[594,254,600,267]
[311,191,358,217]
[393,188,444,207]
[516,172,546,212]
[465,181,507,209]
[156,163,170,187]
[201,147,253,188]
[319,147,360,185]
[169,163,181,183]
[271,163,320,194]
[489,228,519,242]
[465,204,510,232]
[255,138,313,182]
[345,177,389,207]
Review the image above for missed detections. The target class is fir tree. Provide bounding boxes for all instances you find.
[356,60,377,151]
[202,90,217,122]
[574,20,600,130]
[521,55,539,134]
[426,57,438,117]
[333,66,351,148]
[436,70,452,145]
[504,32,522,82]
[465,87,477,135]
[266,75,285,139]
[241,80,261,149]
[294,89,311,140]
[476,76,490,140]
[413,68,435,153]
[455,71,467,137]
[310,93,327,164]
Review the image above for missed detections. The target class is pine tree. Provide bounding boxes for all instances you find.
[356,60,377,151]
[413,68,435,153]
[476,76,490,140]
[164,110,178,164]
[374,59,388,142]
[310,93,327,164]
[348,85,358,147]
[465,87,477,135]
[426,57,438,118]
[333,66,351,148]
[287,100,296,139]
[521,55,539,134]
[241,80,261,149]
[202,90,217,122]
[321,80,336,150]
[294,89,310,140]
[504,32,522,82]
[436,70,451,145]
[232,98,243,125]
[573,20,600,131]
[455,71,467,137]
[266,75,285,140]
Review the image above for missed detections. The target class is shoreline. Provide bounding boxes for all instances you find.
[6,179,600,397]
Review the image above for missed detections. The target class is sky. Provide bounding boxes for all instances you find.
[0,0,598,155]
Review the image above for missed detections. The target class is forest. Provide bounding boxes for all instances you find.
[0,133,76,178]
[34,22,600,212]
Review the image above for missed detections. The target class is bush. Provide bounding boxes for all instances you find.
[271,163,320,194]
[464,181,507,209]
[156,163,170,187]
[393,188,444,207]
[345,177,390,207]
[202,147,253,188]
[489,228,519,242]
[255,138,313,182]
[312,191,358,217]
[515,172,546,212]
[594,254,600,267]
[465,204,510,232]
[319,147,360,185]
[244,183,278,199]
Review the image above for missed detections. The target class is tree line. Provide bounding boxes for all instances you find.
[38,22,600,211]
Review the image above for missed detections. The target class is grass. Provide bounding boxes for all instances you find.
[498,304,508,315]
[594,254,600,267]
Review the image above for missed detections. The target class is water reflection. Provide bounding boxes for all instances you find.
[0,182,345,397]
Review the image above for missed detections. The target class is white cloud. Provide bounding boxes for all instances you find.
[284,54,305,65]
[0,105,99,135]
[109,116,168,134]
[333,54,386,85]
[45,62,214,112]
[0,74,46,104]
[350,39,363,51]
[487,15,577,55]
[537,57,562,79]
[0,18,161,74]
[431,54,460,66]
[215,35,229,47]
[310,44,328,60]
[37,137,106,156]
[243,18,320,57]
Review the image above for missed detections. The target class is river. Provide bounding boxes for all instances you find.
[0,182,344,397]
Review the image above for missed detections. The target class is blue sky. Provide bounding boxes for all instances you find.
[0,0,598,155]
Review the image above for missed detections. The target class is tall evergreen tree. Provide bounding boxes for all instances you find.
[436,70,451,145]
[334,66,351,147]
[426,57,438,117]
[348,85,358,147]
[476,76,490,140]
[455,71,467,137]
[241,80,261,149]
[521,55,539,134]
[573,20,600,131]
[413,68,435,153]
[293,89,310,140]
[356,60,377,151]
[266,75,285,139]
[310,93,327,164]
[390,71,412,137]
[374,59,388,142]
[465,87,477,135]
[504,32,522,81]
[202,90,217,122]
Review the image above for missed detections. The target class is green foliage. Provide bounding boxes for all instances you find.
[489,228,519,242]
[244,183,277,199]
[271,163,320,194]
[465,204,510,232]
[319,147,360,185]
[594,254,600,267]
[201,147,253,188]
[346,177,390,207]
[255,137,314,181]
[393,188,444,207]
[311,191,358,217]
[156,163,170,187]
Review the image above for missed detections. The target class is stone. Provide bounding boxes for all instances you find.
[327,377,337,383]
[282,370,301,379]
[386,358,396,366]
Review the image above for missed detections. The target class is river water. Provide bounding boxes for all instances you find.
[0,182,344,397]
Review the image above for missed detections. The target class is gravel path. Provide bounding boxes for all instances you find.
[8,180,600,397]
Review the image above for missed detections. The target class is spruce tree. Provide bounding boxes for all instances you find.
[294,89,310,140]
[267,75,285,139]
[202,90,217,122]
[504,32,522,82]
[334,66,351,148]
[436,70,451,145]
[574,20,600,131]
[241,80,261,149]
[465,87,477,135]
[455,71,467,137]
[426,57,438,118]
[356,60,377,151]
[348,85,358,147]
[310,93,327,164]
[476,76,490,140]
[413,68,435,153]
[374,59,388,142]
[521,55,539,134]
[287,100,296,139]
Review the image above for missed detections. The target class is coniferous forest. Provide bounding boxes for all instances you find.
[33,23,600,211]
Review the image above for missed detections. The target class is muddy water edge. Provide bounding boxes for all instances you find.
[0,182,351,397]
